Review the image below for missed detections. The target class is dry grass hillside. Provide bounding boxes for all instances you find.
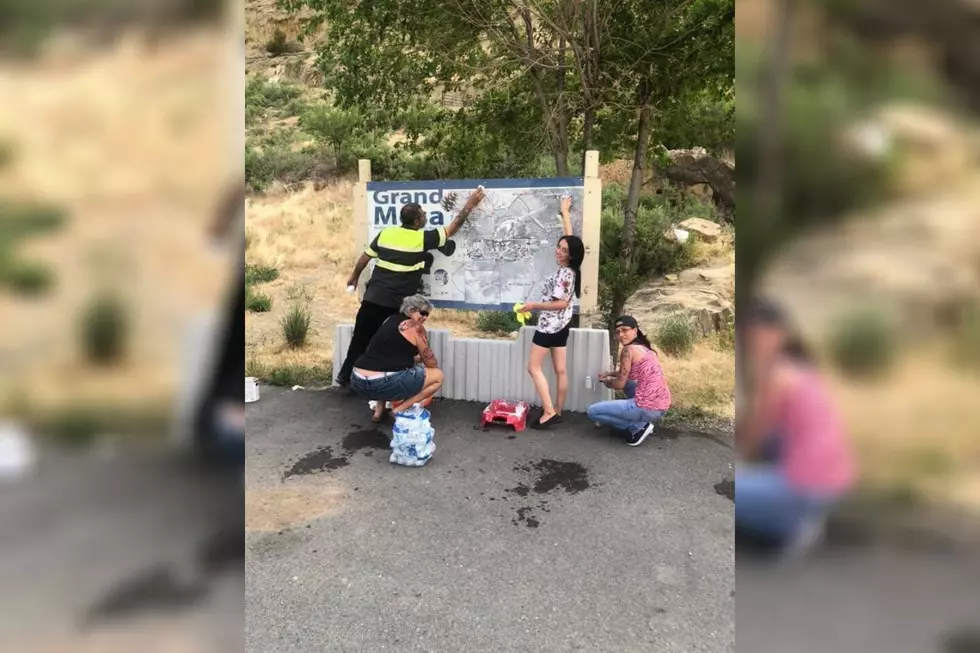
[0,29,234,426]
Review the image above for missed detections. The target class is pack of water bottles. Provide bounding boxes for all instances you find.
[389,403,436,467]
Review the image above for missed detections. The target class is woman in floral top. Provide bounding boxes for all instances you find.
[517,196,585,429]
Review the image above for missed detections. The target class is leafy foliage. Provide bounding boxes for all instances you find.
[476,310,523,334]
[597,185,697,328]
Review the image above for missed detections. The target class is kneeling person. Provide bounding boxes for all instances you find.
[350,294,444,420]
[588,316,671,446]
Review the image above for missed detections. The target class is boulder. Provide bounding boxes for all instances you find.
[677,218,722,243]
[626,262,735,336]
[760,186,980,343]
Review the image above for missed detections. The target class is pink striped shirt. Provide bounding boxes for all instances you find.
[778,369,857,494]
[630,346,671,411]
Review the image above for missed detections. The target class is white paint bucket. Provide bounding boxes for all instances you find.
[0,421,35,481]
[245,377,260,403]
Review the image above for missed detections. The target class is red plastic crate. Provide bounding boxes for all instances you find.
[481,399,530,433]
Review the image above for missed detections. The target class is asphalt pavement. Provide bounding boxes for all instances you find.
[0,444,244,652]
[245,386,736,653]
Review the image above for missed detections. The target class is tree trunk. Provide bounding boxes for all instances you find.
[555,34,570,176]
[608,79,654,351]
[738,0,794,402]
[582,105,595,171]
[622,81,653,272]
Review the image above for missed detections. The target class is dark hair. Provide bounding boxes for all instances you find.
[749,297,813,364]
[400,203,425,228]
[559,235,585,298]
[631,329,653,349]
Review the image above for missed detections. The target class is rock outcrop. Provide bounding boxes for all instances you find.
[761,187,980,343]
[625,262,735,336]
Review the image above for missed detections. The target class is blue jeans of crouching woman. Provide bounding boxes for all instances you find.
[587,381,666,434]
[350,364,426,402]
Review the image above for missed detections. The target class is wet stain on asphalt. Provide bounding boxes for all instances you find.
[507,435,517,440]
[714,479,735,502]
[510,500,551,528]
[507,484,530,497]
[341,428,389,454]
[283,426,389,478]
[283,446,349,478]
[515,459,591,494]
[197,528,244,573]
[83,566,207,625]
[513,507,540,528]
[944,627,980,653]
[506,459,591,527]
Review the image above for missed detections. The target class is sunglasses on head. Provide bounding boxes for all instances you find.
[418,310,430,317]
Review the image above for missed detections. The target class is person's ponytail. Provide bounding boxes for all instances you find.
[561,235,585,299]
[632,329,653,350]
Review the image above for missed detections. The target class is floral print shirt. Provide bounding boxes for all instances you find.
[536,266,576,334]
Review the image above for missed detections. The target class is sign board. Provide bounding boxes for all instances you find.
[363,178,586,311]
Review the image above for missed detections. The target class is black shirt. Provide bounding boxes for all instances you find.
[355,314,420,372]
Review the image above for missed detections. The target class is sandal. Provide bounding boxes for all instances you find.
[530,413,562,430]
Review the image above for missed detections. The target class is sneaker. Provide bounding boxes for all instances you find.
[779,515,826,564]
[623,422,655,446]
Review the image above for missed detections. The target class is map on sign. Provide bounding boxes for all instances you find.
[365,178,584,311]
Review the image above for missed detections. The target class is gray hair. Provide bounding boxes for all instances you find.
[400,294,433,316]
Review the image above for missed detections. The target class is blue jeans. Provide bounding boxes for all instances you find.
[587,381,666,434]
[350,364,426,401]
[736,465,834,546]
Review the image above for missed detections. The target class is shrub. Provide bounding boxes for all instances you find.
[655,313,697,357]
[827,305,896,378]
[950,307,980,372]
[245,356,268,380]
[285,282,315,303]
[265,29,290,56]
[0,203,64,238]
[246,289,272,312]
[34,404,168,446]
[4,261,53,296]
[476,310,522,334]
[265,364,333,387]
[80,292,129,365]
[245,141,328,192]
[280,304,311,349]
[245,264,279,286]
[713,312,736,351]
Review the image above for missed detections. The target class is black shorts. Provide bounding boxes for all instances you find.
[532,324,571,349]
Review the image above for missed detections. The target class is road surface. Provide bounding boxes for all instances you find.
[245,387,735,652]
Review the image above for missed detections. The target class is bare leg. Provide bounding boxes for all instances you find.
[552,346,568,415]
[527,345,557,423]
[391,368,444,414]
[372,402,386,423]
